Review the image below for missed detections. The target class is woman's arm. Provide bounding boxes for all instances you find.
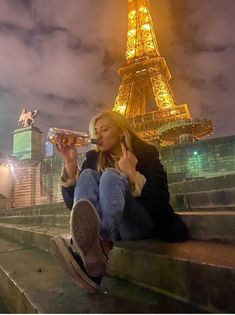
[64,160,80,180]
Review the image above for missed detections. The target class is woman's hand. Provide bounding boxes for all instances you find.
[118,142,138,182]
[56,143,79,179]
[56,143,78,164]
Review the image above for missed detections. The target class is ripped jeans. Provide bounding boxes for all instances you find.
[73,168,155,242]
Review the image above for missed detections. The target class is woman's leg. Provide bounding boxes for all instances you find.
[74,167,155,242]
[71,168,108,277]
[98,168,130,241]
[118,192,156,241]
[52,168,106,291]
[99,168,155,242]
[73,168,101,217]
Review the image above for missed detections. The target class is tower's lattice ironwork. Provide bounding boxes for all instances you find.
[113,0,214,145]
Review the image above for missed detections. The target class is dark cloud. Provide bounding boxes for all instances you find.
[165,0,235,133]
[0,0,234,154]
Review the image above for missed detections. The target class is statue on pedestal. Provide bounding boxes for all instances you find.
[18,108,39,128]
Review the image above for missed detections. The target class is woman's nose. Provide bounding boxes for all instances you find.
[95,133,102,140]
[97,132,102,139]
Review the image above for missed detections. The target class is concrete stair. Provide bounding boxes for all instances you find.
[0,202,68,217]
[169,173,235,211]
[181,211,235,242]
[0,210,234,242]
[1,238,198,314]
[0,208,234,313]
[170,190,235,211]
[0,230,202,314]
[0,295,9,314]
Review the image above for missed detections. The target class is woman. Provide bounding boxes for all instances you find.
[51,110,189,293]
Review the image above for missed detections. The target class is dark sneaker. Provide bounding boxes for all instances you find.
[51,234,103,294]
[70,199,108,277]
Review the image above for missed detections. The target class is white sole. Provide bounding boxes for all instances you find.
[50,235,101,294]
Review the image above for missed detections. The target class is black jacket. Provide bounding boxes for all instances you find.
[62,139,189,242]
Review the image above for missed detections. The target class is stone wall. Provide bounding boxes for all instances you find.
[10,152,87,209]
[160,135,235,179]
[8,135,235,209]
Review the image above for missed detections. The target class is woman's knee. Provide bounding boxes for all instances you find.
[100,168,129,190]
[79,168,99,178]
[74,168,100,203]
[101,168,126,181]
[76,168,100,185]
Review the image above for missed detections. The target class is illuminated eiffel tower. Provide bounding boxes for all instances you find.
[112,0,214,146]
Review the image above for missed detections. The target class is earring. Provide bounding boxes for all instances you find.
[120,134,124,141]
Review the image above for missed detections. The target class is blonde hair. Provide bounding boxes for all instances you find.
[89,110,146,172]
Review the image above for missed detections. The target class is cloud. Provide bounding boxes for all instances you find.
[0,0,234,154]
[0,0,128,153]
[166,0,235,133]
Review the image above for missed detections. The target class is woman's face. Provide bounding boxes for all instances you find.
[94,117,121,152]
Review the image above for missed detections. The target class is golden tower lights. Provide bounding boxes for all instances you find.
[113,0,214,145]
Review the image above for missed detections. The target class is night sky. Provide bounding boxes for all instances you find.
[0,0,234,154]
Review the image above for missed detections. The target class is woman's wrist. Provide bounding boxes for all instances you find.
[126,169,137,184]
[64,159,77,165]
[64,160,79,179]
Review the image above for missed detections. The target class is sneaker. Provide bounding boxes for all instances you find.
[50,234,103,294]
[70,199,108,277]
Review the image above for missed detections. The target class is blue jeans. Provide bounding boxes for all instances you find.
[73,168,155,241]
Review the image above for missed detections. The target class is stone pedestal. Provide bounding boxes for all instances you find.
[10,126,43,207]
[12,126,43,161]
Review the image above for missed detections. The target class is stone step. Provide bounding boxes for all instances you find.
[0,211,234,242]
[0,223,234,313]
[181,211,235,242]
[0,238,200,313]
[170,188,235,211]
[0,296,9,313]
[169,173,235,193]
[109,240,235,314]
[0,214,70,227]
[0,202,67,217]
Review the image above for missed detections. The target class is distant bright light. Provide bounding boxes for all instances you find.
[139,7,148,13]
[9,164,15,173]
[116,104,127,115]
[129,10,136,17]
[141,23,151,31]
[128,29,136,36]
[8,160,17,177]
[193,151,198,155]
